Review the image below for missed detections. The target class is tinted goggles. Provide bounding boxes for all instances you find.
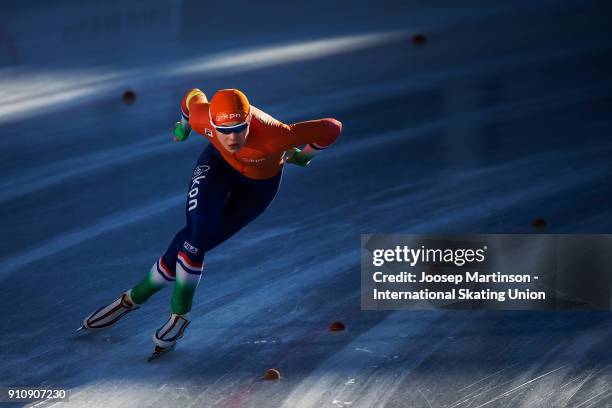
[213,122,249,134]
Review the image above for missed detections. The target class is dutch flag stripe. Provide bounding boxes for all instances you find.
[177,260,202,276]
[159,258,175,276]
[177,252,202,270]
[156,259,175,281]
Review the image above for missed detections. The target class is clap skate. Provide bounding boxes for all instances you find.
[78,290,140,331]
[147,313,190,361]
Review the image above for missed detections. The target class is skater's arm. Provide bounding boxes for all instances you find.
[285,118,342,149]
[255,106,342,153]
[173,89,208,142]
[279,118,342,166]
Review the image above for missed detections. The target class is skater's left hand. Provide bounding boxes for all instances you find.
[286,147,312,167]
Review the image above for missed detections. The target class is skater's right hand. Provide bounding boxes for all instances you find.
[173,121,190,142]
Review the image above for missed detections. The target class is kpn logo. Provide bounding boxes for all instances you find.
[215,112,244,122]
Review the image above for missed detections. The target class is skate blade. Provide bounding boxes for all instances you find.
[147,344,176,362]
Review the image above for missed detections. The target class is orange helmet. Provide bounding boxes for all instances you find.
[209,89,250,127]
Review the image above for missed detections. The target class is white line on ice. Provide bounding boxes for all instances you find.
[168,31,408,77]
[0,30,410,124]
[472,366,568,408]
[573,390,612,408]
[417,388,434,408]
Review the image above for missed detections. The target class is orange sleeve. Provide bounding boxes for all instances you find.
[180,89,211,135]
[180,89,208,118]
[272,118,342,152]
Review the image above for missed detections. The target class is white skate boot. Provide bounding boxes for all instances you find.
[79,290,140,331]
[148,313,190,360]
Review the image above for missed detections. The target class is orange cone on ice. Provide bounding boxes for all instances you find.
[329,321,345,332]
[264,368,281,380]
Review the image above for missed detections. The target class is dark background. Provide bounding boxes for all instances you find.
[1,1,611,406]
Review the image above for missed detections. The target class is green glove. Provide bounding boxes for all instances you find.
[173,121,191,142]
[286,147,312,167]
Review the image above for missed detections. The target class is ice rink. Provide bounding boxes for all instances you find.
[1,1,611,407]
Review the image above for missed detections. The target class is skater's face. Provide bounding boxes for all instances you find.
[214,118,250,153]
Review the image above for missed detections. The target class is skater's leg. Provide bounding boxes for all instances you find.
[154,150,281,349]
[153,147,230,348]
[160,226,189,275]
[209,169,282,249]
[130,257,176,304]
[171,249,204,315]
[170,146,230,315]
[169,168,282,314]
[130,227,187,304]
[153,178,281,345]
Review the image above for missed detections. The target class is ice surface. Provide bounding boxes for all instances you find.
[1,0,611,407]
